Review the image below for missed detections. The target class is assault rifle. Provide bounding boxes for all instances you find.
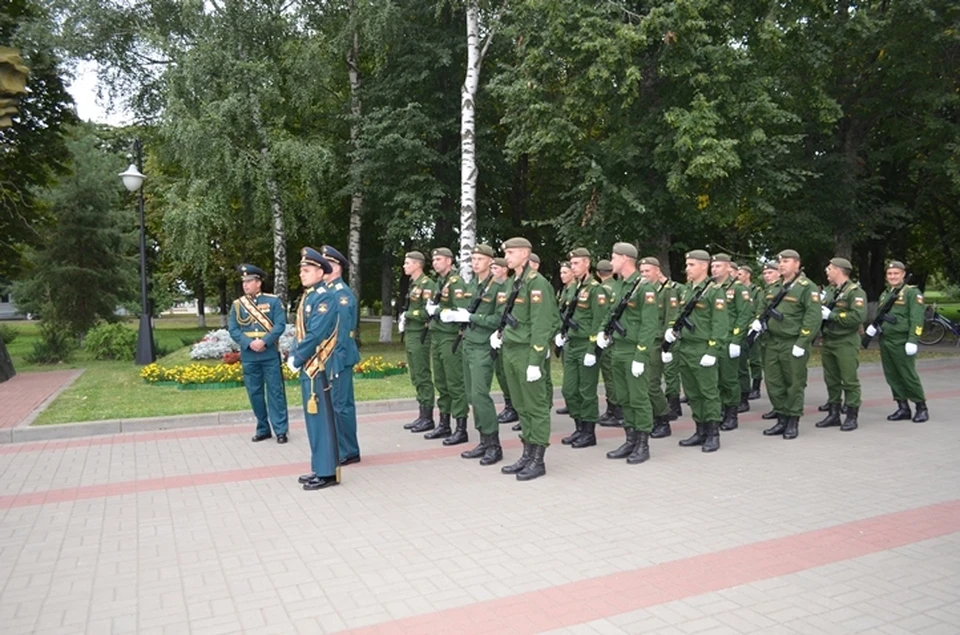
[420,274,453,345]
[452,274,493,353]
[661,278,713,354]
[862,275,912,349]
[820,280,849,335]
[490,265,527,361]
[745,274,800,348]
[554,278,588,356]
[594,273,645,359]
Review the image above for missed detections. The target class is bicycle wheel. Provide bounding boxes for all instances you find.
[919,320,945,346]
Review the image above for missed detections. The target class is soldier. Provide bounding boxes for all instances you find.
[758,262,782,420]
[492,258,519,425]
[556,248,608,448]
[748,249,821,439]
[288,248,339,490]
[711,254,753,432]
[441,244,506,464]
[227,264,290,444]
[399,252,436,432]
[555,261,576,416]
[491,238,560,481]
[663,250,728,452]
[736,265,764,402]
[815,257,867,431]
[423,248,469,443]
[640,257,680,439]
[320,246,362,464]
[871,260,929,422]
[595,259,625,427]
[529,252,555,415]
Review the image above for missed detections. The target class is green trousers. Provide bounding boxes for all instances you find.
[496,354,510,402]
[763,337,809,417]
[880,335,926,402]
[503,343,551,446]
[405,329,434,407]
[463,340,497,434]
[739,341,763,391]
[431,333,467,417]
[718,352,741,408]
[600,345,618,405]
[677,343,721,423]
[821,332,862,407]
[664,351,681,398]
[647,339,670,418]
[611,345,653,432]
[561,339,601,422]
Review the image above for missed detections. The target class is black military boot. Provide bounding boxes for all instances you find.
[719,406,738,431]
[761,410,778,420]
[701,422,720,453]
[626,431,650,464]
[561,419,583,445]
[737,392,750,413]
[479,432,503,466]
[424,413,451,439]
[516,445,546,481]
[442,416,469,446]
[511,422,522,431]
[409,406,436,432]
[556,405,569,415]
[782,416,800,440]
[460,433,489,459]
[606,428,639,459]
[678,422,706,447]
[912,402,929,423]
[815,403,842,428]
[497,399,519,424]
[763,414,787,436]
[571,421,597,448]
[840,407,859,431]
[748,378,761,400]
[597,399,617,426]
[501,442,533,474]
[650,416,672,439]
[886,400,912,421]
[817,402,830,412]
[667,395,682,421]
[612,404,625,427]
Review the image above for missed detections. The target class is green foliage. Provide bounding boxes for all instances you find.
[84,322,136,361]
[0,324,18,345]
[25,317,75,364]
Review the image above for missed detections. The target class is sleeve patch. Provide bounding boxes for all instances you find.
[854,297,864,307]
[741,290,750,301]
[423,289,432,299]
[454,289,464,299]
[811,292,820,302]
[726,289,735,299]
[531,289,542,303]
[318,303,328,314]
[598,295,607,305]
[714,298,726,310]
[670,298,678,307]
[339,296,349,305]
[917,295,924,304]
[496,292,507,304]
[645,291,656,304]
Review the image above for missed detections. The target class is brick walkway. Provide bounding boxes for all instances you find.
[0,370,82,429]
[0,358,958,634]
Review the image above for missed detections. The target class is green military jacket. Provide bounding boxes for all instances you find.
[763,273,822,348]
[654,279,681,340]
[822,280,867,337]
[502,266,560,366]
[718,277,754,346]
[432,270,468,336]
[670,278,729,354]
[878,284,925,344]
[403,272,434,332]
[459,273,505,343]
[567,275,608,342]
[603,271,660,362]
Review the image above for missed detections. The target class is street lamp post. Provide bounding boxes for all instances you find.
[119,139,155,365]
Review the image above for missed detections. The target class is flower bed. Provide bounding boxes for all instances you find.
[355,356,407,379]
[140,362,299,388]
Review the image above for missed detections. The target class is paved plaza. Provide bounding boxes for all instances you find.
[1,357,959,634]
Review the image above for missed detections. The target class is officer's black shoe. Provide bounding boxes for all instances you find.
[782,416,800,440]
[737,392,750,413]
[424,413,452,439]
[763,415,787,436]
[887,400,912,421]
[678,422,706,447]
[701,422,720,453]
[818,402,831,412]
[912,402,929,423]
[511,422,522,431]
[461,435,488,459]
[613,404,625,427]
[840,407,859,431]
[516,445,546,481]
[562,419,583,445]
[815,403,842,428]
[276,434,288,444]
[298,473,316,484]
[339,454,361,466]
[719,407,738,431]
[501,442,533,474]
[748,379,762,400]
[606,428,639,459]
[303,476,339,490]
[251,432,272,442]
[597,399,617,426]
[497,400,519,424]
[626,431,650,465]
[556,406,569,415]
[442,417,469,446]
[679,394,689,404]
[480,432,503,466]
[405,404,433,430]
[667,395,682,421]
[761,410,778,420]
[650,416,672,439]
[571,421,597,448]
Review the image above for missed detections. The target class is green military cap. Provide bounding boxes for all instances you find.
[730,262,739,269]
[432,247,454,259]
[529,253,541,264]
[568,247,591,259]
[612,242,638,259]
[639,256,661,267]
[686,249,711,262]
[596,259,613,273]
[739,265,753,274]
[560,260,572,269]
[778,249,801,260]
[502,236,533,249]
[829,257,853,271]
[886,260,906,271]
[762,261,779,271]
[712,253,732,263]
[472,244,495,258]
[492,257,508,268]
[405,251,426,263]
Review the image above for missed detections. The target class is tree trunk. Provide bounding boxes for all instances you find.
[218,276,228,328]
[458,1,482,281]
[196,277,206,329]
[250,94,288,306]
[379,251,394,343]
[347,13,363,297]
[0,337,15,383]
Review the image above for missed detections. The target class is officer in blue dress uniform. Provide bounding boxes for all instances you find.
[321,245,362,466]
[288,248,341,490]
[227,264,290,443]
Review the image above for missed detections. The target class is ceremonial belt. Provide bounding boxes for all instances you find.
[303,315,339,380]
[239,295,274,333]
[243,331,268,338]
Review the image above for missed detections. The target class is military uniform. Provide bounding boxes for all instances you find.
[713,256,754,432]
[877,261,928,422]
[648,273,680,438]
[738,274,764,400]
[401,253,436,432]
[554,277,577,418]
[227,264,289,443]
[663,280,686,420]
[596,264,624,427]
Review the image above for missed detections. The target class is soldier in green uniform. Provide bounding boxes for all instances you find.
[422,248,469,442]
[440,244,507,464]
[555,261,576,416]
[815,257,868,431]
[557,248,608,448]
[663,249,728,452]
[227,264,290,444]
[639,258,680,439]
[595,259,625,427]
[528,252,555,416]
[871,260,929,422]
[736,265,764,402]
[491,258,518,425]
[748,249,821,439]
[492,238,560,481]
[758,262,782,419]
[711,254,753,431]
[400,252,436,432]
[664,277,686,422]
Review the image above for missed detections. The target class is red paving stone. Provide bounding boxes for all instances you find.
[0,370,82,429]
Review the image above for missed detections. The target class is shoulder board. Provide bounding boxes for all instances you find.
[590,280,598,286]
[450,276,459,283]
[527,271,537,280]
[261,293,277,298]
[335,283,343,290]
[797,278,809,286]
[232,298,241,306]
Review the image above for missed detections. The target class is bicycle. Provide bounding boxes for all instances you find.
[918,303,960,346]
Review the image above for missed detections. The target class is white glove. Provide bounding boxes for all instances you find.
[821,306,832,320]
[631,361,645,377]
[596,332,612,349]
[699,354,716,368]
[554,333,567,349]
[792,345,805,358]
[661,351,674,364]
[526,365,542,382]
[729,343,741,359]
[905,342,918,356]
[749,319,763,334]
[489,331,503,350]
[664,328,677,343]
[583,353,597,367]
[425,302,439,316]
[441,308,471,323]
[865,324,878,337]
[398,314,406,333]
[286,356,300,373]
